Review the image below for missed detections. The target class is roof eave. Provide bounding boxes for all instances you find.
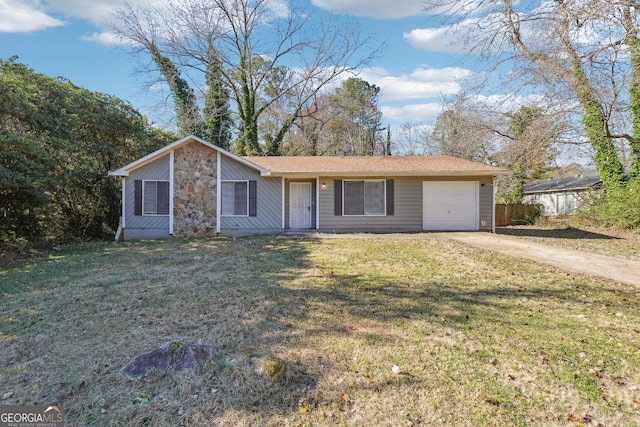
[264,170,510,177]
[107,135,269,177]
[525,184,601,194]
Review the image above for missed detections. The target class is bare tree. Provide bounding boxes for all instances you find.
[111,3,204,136]
[284,96,335,155]
[427,91,564,202]
[395,122,432,155]
[422,0,639,192]
[430,92,497,163]
[111,0,381,155]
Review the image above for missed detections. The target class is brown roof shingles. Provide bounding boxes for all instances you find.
[243,155,510,176]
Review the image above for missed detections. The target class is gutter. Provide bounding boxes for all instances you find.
[261,170,511,177]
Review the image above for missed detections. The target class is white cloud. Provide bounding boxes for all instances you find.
[43,0,143,23]
[0,0,155,31]
[423,0,493,18]
[311,0,422,19]
[0,0,64,32]
[81,31,130,46]
[45,0,289,25]
[471,93,548,113]
[266,0,291,19]
[404,18,486,54]
[360,66,473,101]
[381,103,443,122]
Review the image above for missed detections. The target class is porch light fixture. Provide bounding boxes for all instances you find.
[321,182,326,189]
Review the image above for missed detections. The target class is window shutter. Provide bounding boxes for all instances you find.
[134,180,142,216]
[249,181,257,216]
[386,179,394,216]
[157,181,170,215]
[334,180,342,216]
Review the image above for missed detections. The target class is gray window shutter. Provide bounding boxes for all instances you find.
[334,180,342,216]
[249,181,257,217]
[157,181,170,215]
[386,179,394,216]
[134,180,142,216]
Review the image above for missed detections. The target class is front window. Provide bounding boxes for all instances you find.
[344,180,385,216]
[557,193,576,215]
[143,181,169,215]
[221,181,248,216]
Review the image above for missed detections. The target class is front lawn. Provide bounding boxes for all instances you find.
[1,236,639,426]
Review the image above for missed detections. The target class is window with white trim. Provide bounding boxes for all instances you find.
[143,180,169,215]
[557,193,576,215]
[221,181,248,216]
[343,180,385,216]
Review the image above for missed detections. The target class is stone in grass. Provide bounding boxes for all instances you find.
[121,339,214,380]
[232,352,287,383]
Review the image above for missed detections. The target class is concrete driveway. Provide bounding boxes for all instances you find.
[439,232,640,287]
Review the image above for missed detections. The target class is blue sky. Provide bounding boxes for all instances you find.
[0,0,487,126]
[0,0,552,154]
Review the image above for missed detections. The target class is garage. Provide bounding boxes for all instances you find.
[423,181,479,231]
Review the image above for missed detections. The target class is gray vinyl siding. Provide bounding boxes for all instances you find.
[123,154,170,238]
[478,176,494,231]
[319,176,422,232]
[220,156,282,232]
[319,175,495,232]
[284,179,317,229]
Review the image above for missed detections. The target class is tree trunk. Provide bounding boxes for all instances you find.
[557,3,626,192]
[148,43,202,137]
[625,3,640,180]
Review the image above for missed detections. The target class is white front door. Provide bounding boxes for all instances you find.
[290,182,312,229]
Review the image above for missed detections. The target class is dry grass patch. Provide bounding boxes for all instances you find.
[498,223,640,260]
[1,236,639,426]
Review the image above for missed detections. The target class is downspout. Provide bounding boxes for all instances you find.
[121,178,126,229]
[216,152,221,234]
[115,177,126,241]
[169,150,174,235]
[315,177,320,230]
[281,177,285,230]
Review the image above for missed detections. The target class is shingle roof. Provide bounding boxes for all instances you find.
[524,174,602,193]
[243,155,510,176]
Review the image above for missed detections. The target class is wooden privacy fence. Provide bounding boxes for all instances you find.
[495,203,543,226]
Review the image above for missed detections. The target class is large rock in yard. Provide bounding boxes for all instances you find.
[121,339,214,380]
[231,352,287,383]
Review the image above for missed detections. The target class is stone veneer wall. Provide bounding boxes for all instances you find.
[173,142,217,237]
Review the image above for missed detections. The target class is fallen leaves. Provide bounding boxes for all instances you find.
[566,413,604,426]
[340,393,350,405]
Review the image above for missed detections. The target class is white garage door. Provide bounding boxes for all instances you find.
[423,181,479,231]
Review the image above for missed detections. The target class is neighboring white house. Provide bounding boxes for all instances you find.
[523,174,602,216]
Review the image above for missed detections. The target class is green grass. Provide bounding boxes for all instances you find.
[1,235,639,426]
